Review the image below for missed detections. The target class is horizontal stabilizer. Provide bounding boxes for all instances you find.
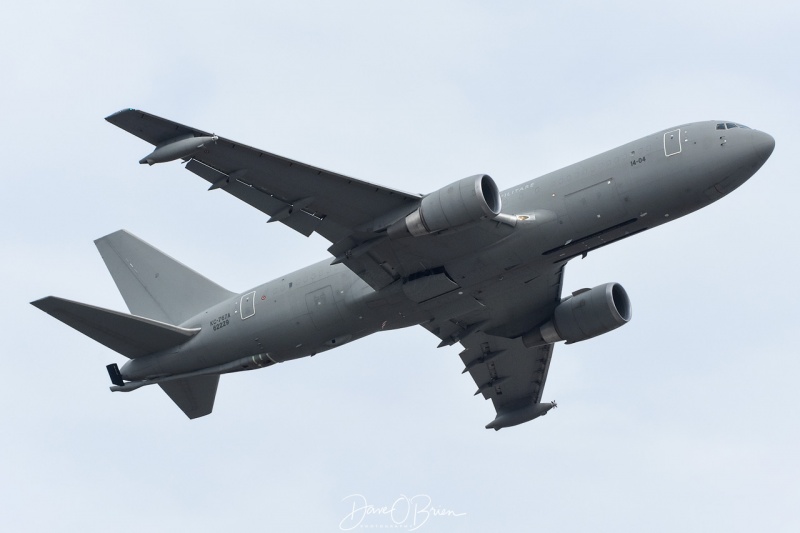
[31,296,200,358]
[159,375,219,419]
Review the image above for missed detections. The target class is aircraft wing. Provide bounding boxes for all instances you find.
[421,263,565,430]
[106,109,517,290]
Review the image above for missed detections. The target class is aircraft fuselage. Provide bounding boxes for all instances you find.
[119,120,774,382]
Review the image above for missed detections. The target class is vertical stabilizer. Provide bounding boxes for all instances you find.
[95,230,235,325]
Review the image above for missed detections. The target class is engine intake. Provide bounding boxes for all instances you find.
[389,174,501,238]
[522,282,632,347]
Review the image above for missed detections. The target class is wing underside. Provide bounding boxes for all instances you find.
[422,263,565,429]
[106,109,522,291]
[107,109,427,290]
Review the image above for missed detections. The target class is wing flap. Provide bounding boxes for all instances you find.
[421,263,565,428]
[460,335,554,405]
[187,158,333,238]
[280,209,325,237]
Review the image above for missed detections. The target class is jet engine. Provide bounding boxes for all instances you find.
[388,174,501,238]
[522,282,632,347]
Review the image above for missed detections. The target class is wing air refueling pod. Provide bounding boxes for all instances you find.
[486,401,558,430]
[139,134,219,165]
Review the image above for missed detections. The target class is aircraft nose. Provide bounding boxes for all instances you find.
[751,130,775,164]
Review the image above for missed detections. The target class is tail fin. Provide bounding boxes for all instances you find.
[95,230,234,325]
[31,296,200,358]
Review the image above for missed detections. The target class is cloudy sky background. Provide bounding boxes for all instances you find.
[3,1,798,531]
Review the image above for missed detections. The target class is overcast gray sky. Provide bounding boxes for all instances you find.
[3,1,798,531]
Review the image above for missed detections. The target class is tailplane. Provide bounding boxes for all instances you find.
[95,230,235,325]
[33,295,220,418]
[32,230,233,419]
[159,375,219,419]
[31,296,200,358]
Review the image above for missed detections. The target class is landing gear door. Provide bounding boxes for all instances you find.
[664,129,681,157]
[240,291,256,320]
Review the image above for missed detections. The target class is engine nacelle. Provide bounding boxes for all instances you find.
[388,174,501,238]
[522,282,632,347]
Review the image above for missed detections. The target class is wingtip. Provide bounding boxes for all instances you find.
[94,229,131,245]
[31,296,65,314]
[186,410,214,420]
[30,297,51,309]
[105,108,139,122]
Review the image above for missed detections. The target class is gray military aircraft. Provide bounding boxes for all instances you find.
[32,111,774,429]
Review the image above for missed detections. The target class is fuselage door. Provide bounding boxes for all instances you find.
[240,291,256,320]
[664,129,681,157]
[305,285,342,330]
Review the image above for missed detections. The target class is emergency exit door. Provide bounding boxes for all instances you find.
[664,129,681,157]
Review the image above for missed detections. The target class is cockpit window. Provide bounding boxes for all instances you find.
[716,122,751,130]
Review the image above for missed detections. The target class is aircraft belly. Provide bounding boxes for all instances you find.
[120,353,166,380]
[444,244,525,289]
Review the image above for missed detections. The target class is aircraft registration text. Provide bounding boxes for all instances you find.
[211,313,231,331]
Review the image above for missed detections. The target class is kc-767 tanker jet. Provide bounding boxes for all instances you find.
[32,111,774,429]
